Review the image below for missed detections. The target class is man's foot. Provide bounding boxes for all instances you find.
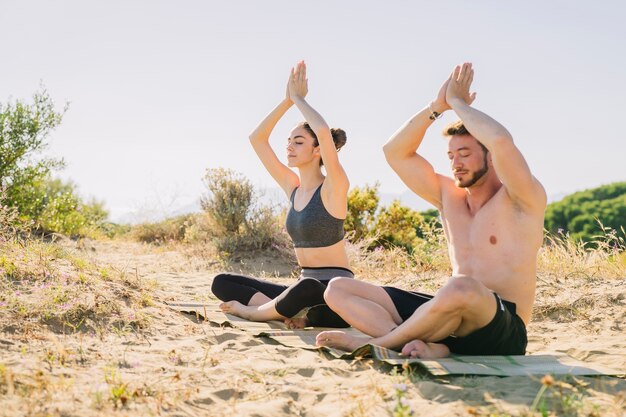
[401,340,450,359]
[316,330,372,351]
[284,317,308,329]
[219,301,252,320]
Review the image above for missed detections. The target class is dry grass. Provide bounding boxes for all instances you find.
[533,231,626,323]
[538,230,626,281]
[0,238,156,337]
[1,227,624,416]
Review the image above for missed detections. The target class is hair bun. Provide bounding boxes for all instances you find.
[330,128,347,151]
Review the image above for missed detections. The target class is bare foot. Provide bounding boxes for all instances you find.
[284,317,308,329]
[219,301,252,320]
[316,330,372,351]
[401,340,450,359]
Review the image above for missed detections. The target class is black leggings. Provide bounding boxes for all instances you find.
[211,272,350,328]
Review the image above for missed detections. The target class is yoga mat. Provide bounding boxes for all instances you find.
[169,302,623,376]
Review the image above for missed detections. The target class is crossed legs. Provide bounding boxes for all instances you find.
[316,276,498,358]
[212,273,332,328]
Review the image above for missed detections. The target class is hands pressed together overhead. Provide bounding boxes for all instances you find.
[286,60,308,103]
[431,62,478,114]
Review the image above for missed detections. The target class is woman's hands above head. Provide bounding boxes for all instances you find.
[287,60,309,102]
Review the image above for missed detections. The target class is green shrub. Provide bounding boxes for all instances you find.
[18,177,108,237]
[0,86,66,211]
[0,188,20,241]
[345,183,441,255]
[419,209,442,236]
[345,183,380,241]
[201,168,253,234]
[545,182,626,244]
[374,200,424,252]
[199,168,288,254]
[130,214,196,244]
[0,87,112,238]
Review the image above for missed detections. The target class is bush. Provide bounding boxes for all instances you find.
[345,183,380,241]
[374,200,424,252]
[130,214,196,245]
[201,168,253,234]
[1,86,66,211]
[346,183,441,256]
[0,87,112,238]
[0,188,20,241]
[200,168,288,254]
[545,182,626,244]
[18,177,108,237]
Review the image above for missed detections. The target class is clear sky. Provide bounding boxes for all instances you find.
[1,0,624,221]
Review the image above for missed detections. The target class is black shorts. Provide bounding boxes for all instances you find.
[382,287,528,355]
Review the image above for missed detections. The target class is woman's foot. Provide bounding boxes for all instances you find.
[315,330,372,351]
[284,317,308,329]
[219,301,252,320]
[401,340,450,359]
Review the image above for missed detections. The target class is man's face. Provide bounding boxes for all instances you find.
[447,135,489,188]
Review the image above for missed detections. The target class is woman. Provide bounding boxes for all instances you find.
[211,61,353,328]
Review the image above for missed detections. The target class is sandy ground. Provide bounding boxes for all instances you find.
[1,239,624,416]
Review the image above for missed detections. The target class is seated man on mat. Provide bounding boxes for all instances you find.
[316,62,547,358]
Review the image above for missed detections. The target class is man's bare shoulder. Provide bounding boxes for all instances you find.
[503,176,547,215]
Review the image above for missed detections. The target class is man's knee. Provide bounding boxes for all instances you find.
[435,276,485,311]
[323,277,353,307]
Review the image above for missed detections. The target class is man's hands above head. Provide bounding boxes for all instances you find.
[446,62,477,109]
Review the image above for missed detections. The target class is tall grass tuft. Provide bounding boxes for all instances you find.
[539,225,626,281]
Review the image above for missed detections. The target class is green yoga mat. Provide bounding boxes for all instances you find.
[168,302,624,377]
[167,301,288,331]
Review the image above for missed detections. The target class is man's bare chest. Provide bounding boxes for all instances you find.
[442,195,527,252]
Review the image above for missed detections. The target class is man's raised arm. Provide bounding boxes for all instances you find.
[447,63,546,212]
[383,77,467,209]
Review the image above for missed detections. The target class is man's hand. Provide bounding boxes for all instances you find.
[431,76,452,114]
[446,62,477,108]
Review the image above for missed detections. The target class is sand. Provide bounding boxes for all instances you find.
[0,239,624,416]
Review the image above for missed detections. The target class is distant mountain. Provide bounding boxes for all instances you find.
[109,199,202,225]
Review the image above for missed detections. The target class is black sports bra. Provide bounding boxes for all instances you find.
[285,184,345,248]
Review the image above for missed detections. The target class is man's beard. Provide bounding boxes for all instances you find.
[455,153,489,188]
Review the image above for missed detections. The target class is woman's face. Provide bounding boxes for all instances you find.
[286,126,319,168]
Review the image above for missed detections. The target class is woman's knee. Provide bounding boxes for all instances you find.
[275,278,325,318]
[289,278,326,298]
[210,273,232,299]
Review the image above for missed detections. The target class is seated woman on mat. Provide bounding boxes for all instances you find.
[211,60,353,328]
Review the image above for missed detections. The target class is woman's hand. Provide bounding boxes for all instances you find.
[287,60,309,102]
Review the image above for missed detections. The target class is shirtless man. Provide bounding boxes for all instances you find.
[316,62,547,358]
